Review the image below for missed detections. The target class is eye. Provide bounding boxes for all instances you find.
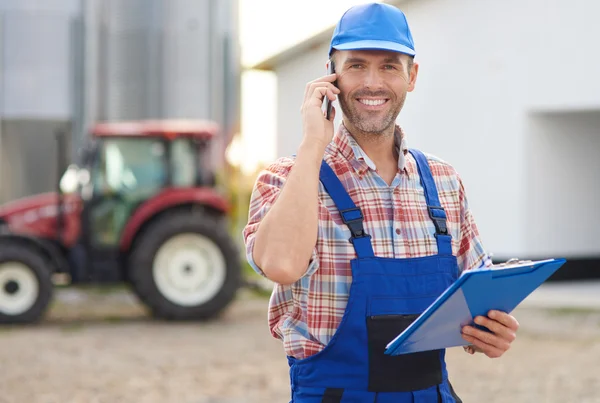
[349,64,363,69]
[383,64,398,70]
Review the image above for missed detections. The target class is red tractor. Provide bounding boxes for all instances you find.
[0,120,242,324]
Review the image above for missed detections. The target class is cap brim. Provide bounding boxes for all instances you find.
[332,40,415,56]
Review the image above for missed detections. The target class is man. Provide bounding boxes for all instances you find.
[243,3,519,402]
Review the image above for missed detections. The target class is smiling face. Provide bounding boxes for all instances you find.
[333,49,418,137]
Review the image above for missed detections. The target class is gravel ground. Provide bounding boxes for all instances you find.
[1,287,599,403]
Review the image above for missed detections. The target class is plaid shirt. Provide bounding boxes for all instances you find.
[243,124,491,359]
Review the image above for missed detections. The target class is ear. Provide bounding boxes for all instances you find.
[407,62,419,92]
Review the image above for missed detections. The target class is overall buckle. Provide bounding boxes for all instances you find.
[428,206,449,235]
[340,207,369,239]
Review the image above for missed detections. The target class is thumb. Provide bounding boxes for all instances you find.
[324,105,336,121]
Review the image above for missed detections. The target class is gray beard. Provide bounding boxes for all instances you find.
[338,92,406,135]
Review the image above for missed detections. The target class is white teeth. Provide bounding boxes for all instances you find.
[359,99,386,106]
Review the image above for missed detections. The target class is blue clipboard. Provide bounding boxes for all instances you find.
[385,258,567,356]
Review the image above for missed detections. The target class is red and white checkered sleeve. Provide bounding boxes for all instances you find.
[242,157,319,278]
[456,175,493,274]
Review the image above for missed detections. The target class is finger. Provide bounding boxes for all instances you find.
[324,105,337,121]
[307,73,338,85]
[463,345,475,355]
[462,333,504,358]
[305,86,334,106]
[462,325,511,352]
[313,82,340,98]
[305,87,337,110]
[473,316,517,343]
[463,324,510,349]
[304,87,328,107]
[464,344,484,354]
[305,81,340,101]
[326,89,338,101]
[472,345,484,353]
[488,310,520,331]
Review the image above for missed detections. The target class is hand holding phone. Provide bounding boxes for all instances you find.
[300,63,338,151]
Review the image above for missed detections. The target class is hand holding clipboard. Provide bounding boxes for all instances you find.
[385,258,567,356]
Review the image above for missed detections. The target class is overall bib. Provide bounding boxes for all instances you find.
[288,149,462,403]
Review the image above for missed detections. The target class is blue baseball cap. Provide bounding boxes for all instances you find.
[329,3,416,57]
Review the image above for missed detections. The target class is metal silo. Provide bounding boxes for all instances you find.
[0,0,240,203]
[0,0,80,203]
[87,0,240,168]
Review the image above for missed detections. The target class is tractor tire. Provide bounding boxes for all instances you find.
[0,242,53,324]
[128,210,241,320]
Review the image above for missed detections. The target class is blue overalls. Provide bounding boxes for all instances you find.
[288,149,462,403]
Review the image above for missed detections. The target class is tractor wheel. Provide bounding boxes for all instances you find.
[0,242,53,324]
[128,210,241,320]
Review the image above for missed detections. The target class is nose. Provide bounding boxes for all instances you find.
[363,67,384,89]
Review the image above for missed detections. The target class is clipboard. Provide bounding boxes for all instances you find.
[384,258,567,356]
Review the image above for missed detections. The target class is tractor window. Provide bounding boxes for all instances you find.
[170,138,196,187]
[94,138,167,195]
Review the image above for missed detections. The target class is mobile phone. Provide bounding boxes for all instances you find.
[325,60,337,121]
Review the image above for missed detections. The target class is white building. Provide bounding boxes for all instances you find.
[250,0,600,276]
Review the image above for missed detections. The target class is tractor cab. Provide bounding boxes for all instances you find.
[63,121,219,255]
[0,120,241,324]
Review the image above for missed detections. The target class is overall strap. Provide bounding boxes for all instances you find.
[408,149,453,256]
[319,161,375,258]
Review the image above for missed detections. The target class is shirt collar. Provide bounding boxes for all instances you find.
[332,123,409,177]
